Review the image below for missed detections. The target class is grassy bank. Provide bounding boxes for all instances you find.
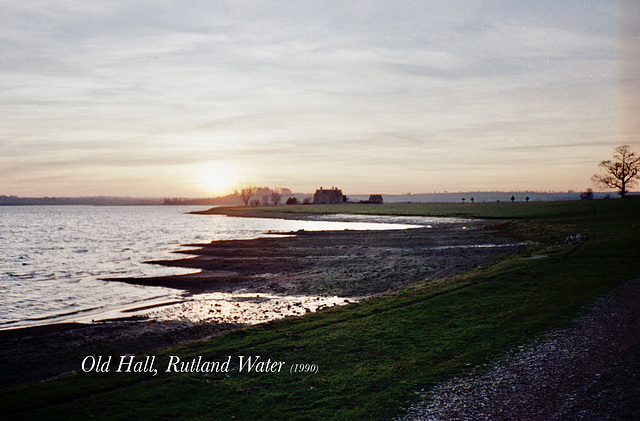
[217,199,609,221]
[2,199,638,420]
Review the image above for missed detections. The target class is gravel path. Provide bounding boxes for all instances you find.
[401,280,640,420]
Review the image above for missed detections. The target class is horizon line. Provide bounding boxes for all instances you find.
[1,189,627,201]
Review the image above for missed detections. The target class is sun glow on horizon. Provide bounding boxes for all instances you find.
[1,3,637,198]
[195,162,237,196]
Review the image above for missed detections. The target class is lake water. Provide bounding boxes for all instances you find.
[1,206,458,329]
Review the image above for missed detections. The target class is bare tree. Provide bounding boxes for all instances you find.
[234,183,257,206]
[591,145,640,198]
[580,188,594,200]
[270,189,282,205]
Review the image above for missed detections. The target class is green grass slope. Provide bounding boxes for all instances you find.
[2,199,638,420]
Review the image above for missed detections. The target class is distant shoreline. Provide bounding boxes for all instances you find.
[1,191,630,207]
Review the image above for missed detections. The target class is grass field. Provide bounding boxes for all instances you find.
[255,200,604,220]
[2,199,638,420]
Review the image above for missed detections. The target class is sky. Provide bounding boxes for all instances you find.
[1,1,639,197]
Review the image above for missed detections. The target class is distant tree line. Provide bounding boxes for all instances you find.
[233,184,294,207]
[163,194,238,206]
[0,195,162,206]
[164,186,294,206]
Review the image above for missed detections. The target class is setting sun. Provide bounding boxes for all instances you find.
[197,162,236,196]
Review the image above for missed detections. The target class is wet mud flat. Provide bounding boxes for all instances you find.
[119,224,523,297]
[0,222,525,385]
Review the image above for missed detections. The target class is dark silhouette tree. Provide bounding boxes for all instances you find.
[580,188,594,200]
[470,197,475,203]
[286,197,298,205]
[270,189,282,205]
[511,196,515,203]
[525,196,530,202]
[591,145,639,198]
[235,183,257,206]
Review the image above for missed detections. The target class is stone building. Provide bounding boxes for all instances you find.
[313,187,347,204]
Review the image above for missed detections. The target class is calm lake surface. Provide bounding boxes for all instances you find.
[1,206,455,329]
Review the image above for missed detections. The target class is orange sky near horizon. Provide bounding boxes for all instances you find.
[1,2,639,198]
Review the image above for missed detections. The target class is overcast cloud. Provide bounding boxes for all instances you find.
[1,1,638,196]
